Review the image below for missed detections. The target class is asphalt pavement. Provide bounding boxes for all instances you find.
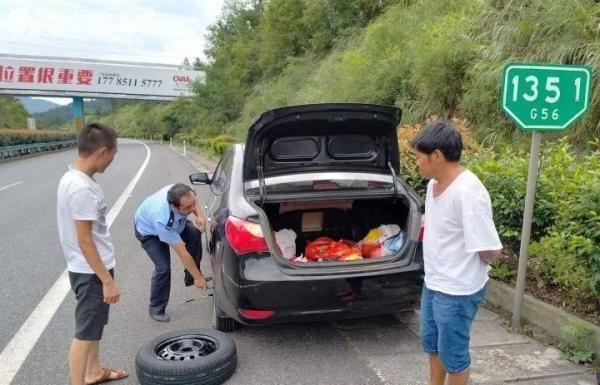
[0,140,595,385]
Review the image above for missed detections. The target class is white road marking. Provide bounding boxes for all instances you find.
[0,141,151,385]
[0,181,23,192]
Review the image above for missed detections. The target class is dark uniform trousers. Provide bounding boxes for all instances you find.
[134,220,202,315]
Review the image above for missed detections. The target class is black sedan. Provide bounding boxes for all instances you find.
[190,103,424,331]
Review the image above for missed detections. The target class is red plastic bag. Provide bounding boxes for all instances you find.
[305,237,334,261]
[327,240,359,259]
[305,238,362,261]
[361,242,382,258]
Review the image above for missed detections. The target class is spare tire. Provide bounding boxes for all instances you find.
[135,328,236,385]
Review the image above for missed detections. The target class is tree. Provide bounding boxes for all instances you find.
[0,96,28,128]
[257,0,308,76]
[192,57,206,71]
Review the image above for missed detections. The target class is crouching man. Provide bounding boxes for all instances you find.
[134,183,209,322]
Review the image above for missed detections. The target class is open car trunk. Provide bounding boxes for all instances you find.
[242,103,421,267]
[256,196,415,265]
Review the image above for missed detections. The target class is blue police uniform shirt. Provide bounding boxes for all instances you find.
[134,185,188,245]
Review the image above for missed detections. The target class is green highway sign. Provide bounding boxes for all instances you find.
[501,62,593,327]
[501,63,592,132]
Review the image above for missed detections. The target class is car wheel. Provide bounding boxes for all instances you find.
[212,296,240,333]
[135,328,236,385]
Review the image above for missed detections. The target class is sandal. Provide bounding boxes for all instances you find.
[86,368,128,385]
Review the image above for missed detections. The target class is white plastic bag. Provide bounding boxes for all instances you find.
[382,231,405,256]
[275,229,297,260]
[377,224,401,243]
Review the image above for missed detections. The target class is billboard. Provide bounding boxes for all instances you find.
[0,55,205,100]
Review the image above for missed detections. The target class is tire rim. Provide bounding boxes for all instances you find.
[155,334,218,361]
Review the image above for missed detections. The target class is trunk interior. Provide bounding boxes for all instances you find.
[259,197,411,264]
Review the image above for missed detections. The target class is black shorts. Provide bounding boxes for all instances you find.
[68,269,114,341]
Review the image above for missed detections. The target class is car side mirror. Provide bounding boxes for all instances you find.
[189,172,211,185]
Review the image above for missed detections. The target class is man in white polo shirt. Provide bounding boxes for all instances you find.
[57,123,127,385]
[411,120,503,385]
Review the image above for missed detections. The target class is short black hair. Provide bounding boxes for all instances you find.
[77,123,118,156]
[410,120,462,162]
[167,183,194,208]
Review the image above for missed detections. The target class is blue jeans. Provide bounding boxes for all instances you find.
[420,284,487,374]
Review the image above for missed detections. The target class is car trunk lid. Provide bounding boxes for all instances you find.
[243,104,401,195]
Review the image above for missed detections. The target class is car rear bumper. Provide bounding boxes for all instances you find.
[215,246,423,325]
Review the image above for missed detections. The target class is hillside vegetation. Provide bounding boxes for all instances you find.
[100,0,599,150]
[0,96,28,129]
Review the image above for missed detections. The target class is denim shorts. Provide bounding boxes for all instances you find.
[420,284,487,374]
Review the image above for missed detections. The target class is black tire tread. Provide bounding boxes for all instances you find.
[214,316,240,333]
[212,297,241,333]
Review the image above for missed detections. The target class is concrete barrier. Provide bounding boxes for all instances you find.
[486,279,600,356]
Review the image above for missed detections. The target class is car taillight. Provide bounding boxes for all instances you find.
[225,216,268,254]
[239,309,275,320]
[418,226,424,242]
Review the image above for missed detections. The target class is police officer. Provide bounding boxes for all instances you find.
[134,183,208,322]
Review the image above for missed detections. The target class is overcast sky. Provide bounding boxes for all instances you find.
[0,0,225,104]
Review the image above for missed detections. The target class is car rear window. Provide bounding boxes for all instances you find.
[270,137,319,161]
[328,135,376,159]
[268,135,378,162]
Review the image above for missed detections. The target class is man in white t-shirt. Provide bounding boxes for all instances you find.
[57,123,127,385]
[411,120,503,385]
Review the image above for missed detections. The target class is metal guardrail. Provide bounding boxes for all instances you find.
[0,140,77,159]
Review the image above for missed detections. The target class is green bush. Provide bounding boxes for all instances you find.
[530,232,595,304]
[468,149,559,251]
[470,139,600,307]
[208,135,236,157]
[170,132,235,158]
[0,129,76,146]
[467,146,529,250]
[489,261,516,281]
[560,322,596,364]
[530,141,600,304]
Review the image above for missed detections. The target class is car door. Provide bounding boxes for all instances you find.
[205,148,234,257]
